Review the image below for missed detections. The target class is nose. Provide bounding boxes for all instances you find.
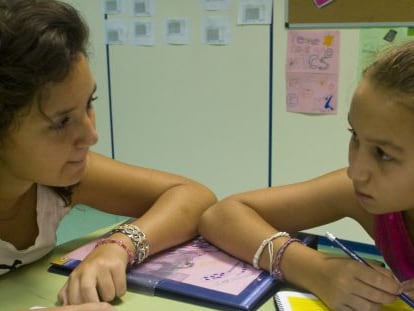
[347,147,370,183]
[75,112,98,148]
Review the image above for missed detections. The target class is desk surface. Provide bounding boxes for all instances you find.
[0,227,275,311]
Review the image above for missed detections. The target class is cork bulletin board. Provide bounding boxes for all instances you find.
[286,0,414,28]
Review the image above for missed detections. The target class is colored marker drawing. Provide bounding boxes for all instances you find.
[286,30,339,114]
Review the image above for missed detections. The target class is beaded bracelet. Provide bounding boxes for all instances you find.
[272,238,304,281]
[95,238,135,267]
[110,224,150,265]
[252,232,290,271]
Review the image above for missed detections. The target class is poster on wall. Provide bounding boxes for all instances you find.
[286,30,340,114]
[357,28,411,79]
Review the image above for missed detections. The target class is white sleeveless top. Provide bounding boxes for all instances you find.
[0,185,71,275]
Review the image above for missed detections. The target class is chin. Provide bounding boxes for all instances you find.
[39,163,86,188]
[361,204,388,215]
[61,176,82,187]
[43,180,80,188]
[62,164,87,185]
[43,174,82,188]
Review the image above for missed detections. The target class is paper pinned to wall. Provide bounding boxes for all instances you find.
[201,0,230,11]
[313,0,335,9]
[202,16,231,45]
[164,17,191,45]
[286,30,340,114]
[237,0,272,25]
[357,28,410,79]
[105,20,129,45]
[103,0,125,15]
[132,0,156,17]
[130,21,156,46]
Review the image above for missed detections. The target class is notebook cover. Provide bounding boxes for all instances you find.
[48,236,279,311]
[273,290,329,311]
[273,290,411,311]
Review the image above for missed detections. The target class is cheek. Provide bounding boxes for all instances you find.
[397,174,414,194]
[348,140,355,164]
[30,141,70,175]
[380,172,414,203]
[91,110,97,127]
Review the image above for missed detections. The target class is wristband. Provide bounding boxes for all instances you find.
[110,224,150,264]
[272,238,304,281]
[95,238,135,267]
[253,232,290,270]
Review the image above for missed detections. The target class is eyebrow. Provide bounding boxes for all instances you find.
[50,84,97,119]
[347,114,404,152]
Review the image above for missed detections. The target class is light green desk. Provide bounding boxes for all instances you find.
[0,227,275,311]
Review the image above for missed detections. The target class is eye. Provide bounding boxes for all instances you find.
[375,147,393,161]
[50,116,70,131]
[87,95,98,110]
[347,128,357,141]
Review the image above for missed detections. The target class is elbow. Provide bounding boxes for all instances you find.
[198,204,217,238]
[194,182,217,212]
[198,195,240,238]
[180,180,217,220]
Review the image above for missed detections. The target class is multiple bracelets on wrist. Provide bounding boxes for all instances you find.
[253,232,304,281]
[271,237,303,280]
[95,223,150,267]
[252,232,289,271]
[97,223,304,279]
[96,237,136,266]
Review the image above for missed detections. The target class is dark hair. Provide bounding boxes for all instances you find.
[0,0,90,205]
[364,40,414,109]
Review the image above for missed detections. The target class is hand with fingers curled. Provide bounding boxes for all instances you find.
[314,257,403,311]
[402,278,414,299]
[58,242,130,305]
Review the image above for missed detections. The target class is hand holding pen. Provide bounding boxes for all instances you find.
[326,232,414,309]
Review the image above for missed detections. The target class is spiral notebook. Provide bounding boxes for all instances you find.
[273,290,411,311]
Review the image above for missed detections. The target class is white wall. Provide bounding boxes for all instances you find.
[108,0,271,199]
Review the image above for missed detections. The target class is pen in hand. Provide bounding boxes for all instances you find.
[325,231,414,309]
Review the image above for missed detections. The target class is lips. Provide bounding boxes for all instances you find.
[354,189,373,200]
[68,152,88,164]
[68,158,85,163]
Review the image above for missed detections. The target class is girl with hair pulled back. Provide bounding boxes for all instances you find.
[0,1,216,310]
[200,40,414,310]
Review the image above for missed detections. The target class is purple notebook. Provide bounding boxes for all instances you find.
[49,236,278,310]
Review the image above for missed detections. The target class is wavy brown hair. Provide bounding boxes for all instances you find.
[0,0,90,205]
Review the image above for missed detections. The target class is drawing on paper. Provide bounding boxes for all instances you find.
[286,30,340,114]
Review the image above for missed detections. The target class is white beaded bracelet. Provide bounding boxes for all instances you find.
[252,232,290,271]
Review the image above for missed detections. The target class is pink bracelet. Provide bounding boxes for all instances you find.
[95,238,135,267]
[272,238,303,281]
